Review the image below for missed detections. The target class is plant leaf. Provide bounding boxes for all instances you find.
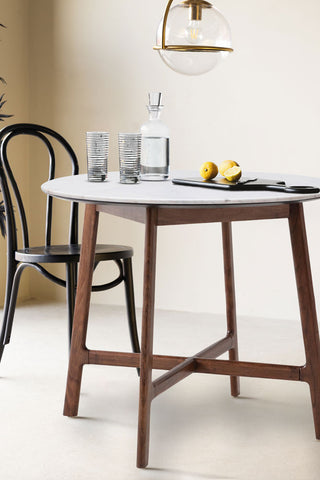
[0,202,6,238]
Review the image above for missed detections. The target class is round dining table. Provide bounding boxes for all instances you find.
[42,170,320,468]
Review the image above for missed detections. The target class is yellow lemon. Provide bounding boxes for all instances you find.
[219,160,239,177]
[200,161,218,180]
[224,166,242,182]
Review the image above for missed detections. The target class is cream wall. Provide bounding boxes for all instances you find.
[0,0,31,304]
[2,0,320,321]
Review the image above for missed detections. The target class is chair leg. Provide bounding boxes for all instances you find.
[0,258,17,362]
[123,257,140,376]
[123,258,140,353]
[1,263,29,356]
[66,262,77,347]
[0,297,10,361]
[222,222,240,397]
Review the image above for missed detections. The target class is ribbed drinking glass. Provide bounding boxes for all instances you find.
[86,131,109,182]
[118,133,141,184]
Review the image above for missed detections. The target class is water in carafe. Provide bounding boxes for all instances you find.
[140,92,169,181]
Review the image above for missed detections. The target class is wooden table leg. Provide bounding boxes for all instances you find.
[289,202,320,439]
[63,203,99,417]
[222,222,240,397]
[137,207,158,468]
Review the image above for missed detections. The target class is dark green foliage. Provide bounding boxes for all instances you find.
[0,23,10,236]
[0,23,12,122]
[0,201,5,237]
[0,93,12,122]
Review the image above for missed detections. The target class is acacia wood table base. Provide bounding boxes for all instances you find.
[63,201,320,469]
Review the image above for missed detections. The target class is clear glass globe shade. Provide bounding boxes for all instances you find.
[156,2,232,75]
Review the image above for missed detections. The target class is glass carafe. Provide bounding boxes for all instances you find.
[140,92,169,181]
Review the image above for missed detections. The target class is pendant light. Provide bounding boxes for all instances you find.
[154,0,233,75]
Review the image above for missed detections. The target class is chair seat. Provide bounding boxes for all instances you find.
[15,244,133,263]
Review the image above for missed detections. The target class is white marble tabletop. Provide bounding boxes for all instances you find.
[41,171,320,206]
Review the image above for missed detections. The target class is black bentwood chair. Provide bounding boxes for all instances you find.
[0,123,140,363]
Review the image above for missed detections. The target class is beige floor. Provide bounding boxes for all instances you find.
[0,301,319,480]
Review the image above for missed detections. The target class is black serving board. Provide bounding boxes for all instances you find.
[172,177,320,194]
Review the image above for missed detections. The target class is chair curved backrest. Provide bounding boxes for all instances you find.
[0,124,80,262]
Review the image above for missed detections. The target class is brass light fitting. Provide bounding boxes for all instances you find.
[184,0,211,21]
[154,0,234,53]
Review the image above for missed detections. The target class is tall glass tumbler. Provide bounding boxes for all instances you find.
[86,131,109,182]
[118,133,141,184]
